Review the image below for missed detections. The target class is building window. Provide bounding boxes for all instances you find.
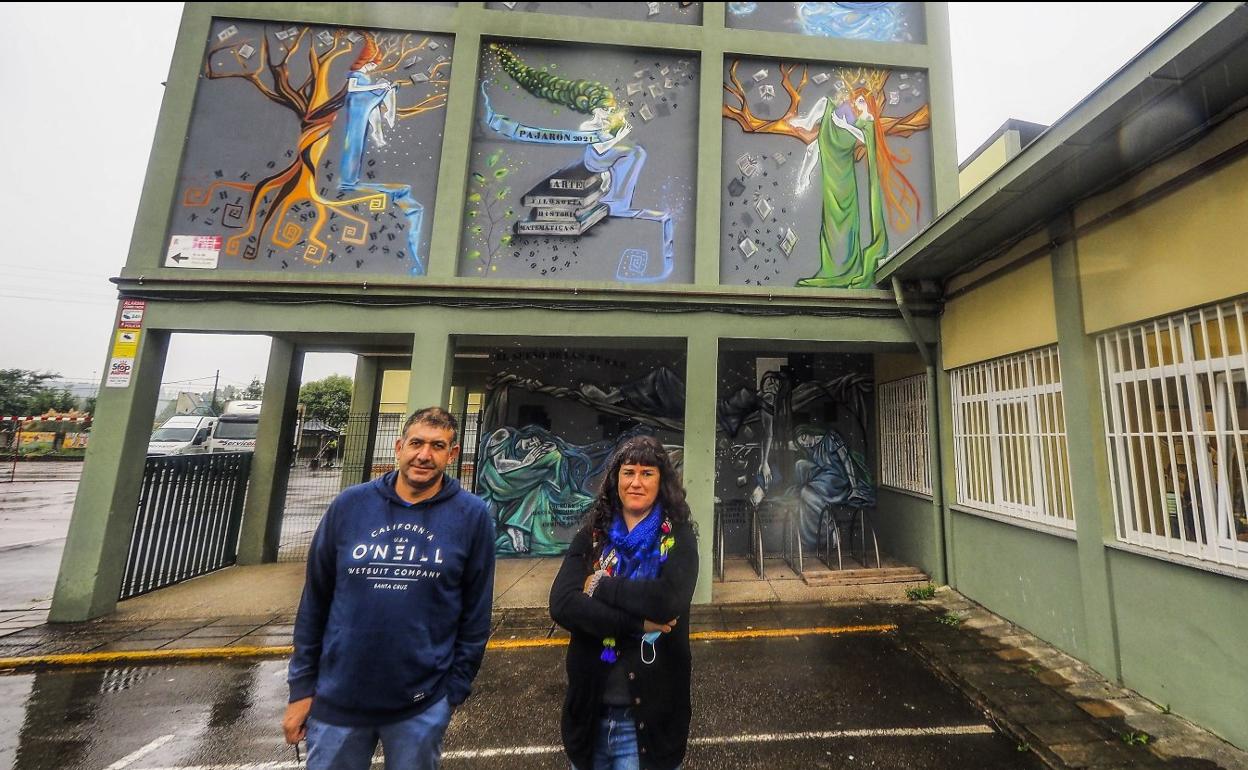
[1098,298,1248,571]
[878,374,931,496]
[950,347,1074,528]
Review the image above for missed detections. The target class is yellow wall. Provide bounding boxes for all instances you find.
[378,369,409,413]
[1078,151,1248,333]
[959,133,1013,197]
[875,352,927,383]
[941,254,1057,370]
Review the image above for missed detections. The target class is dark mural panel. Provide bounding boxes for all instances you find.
[720,58,933,287]
[454,345,685,556]
[485,1,702,24]
[460,42,699,283]
[715,351,875,557]
[726,2,924,43]
[170,21,453,275]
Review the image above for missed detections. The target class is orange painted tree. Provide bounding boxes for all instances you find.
[187,27,449,264]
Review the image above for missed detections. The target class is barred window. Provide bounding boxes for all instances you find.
[877,374,931,495]
[950,347,1074,528]
[1098,298,1248,572]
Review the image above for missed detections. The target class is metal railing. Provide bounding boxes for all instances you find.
[877,374,932,496]
[119,452,252,600]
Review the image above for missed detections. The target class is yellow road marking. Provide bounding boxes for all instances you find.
[0,624,896,671]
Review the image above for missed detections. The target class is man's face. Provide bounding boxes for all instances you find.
[394,421,459,493]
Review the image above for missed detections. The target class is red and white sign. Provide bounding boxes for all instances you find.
[165,235,222,269]
[119,299,146,329]
[106,357,135,388]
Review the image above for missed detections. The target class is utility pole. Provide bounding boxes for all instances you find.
[211,370,220,414]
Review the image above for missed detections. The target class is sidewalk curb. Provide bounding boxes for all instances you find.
[0,623,898,672]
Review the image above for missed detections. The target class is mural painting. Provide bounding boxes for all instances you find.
[465,352,686,556]
[485,2,702,24]
[460,42,698,282]
[726,2,924,43]
[720,59,933,287]
[170,21,453,275]
[716,353,876,555]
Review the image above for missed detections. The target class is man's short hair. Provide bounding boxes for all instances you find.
[403,407,459,445]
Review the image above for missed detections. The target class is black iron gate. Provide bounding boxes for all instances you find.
[119,452,252,600]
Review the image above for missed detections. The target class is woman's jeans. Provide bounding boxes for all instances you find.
[305,696,453,770]
[572,706,640,770]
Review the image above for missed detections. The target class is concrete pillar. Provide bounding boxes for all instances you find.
[340,355,380,490]
[50,328,170,622]
[684,332,718,604]
[405,318,454,415]
[1049,213,1122,680]
[237,338,304,565]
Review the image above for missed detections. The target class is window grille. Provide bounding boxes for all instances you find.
[1098,298,1248,572]
[950,347,1074,528]
[877,374,931,495]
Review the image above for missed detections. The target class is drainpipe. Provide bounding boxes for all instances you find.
[891,278,948,585]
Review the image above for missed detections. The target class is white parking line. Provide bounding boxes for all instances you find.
[131,723,996,768]
[104,734,176,770]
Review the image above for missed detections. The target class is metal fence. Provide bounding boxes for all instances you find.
[120,452,252,600]
[277,413,403,562]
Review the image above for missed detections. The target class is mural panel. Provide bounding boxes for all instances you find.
[460,42,698,282]
[726,2,924,43]
[720,59,933,287]
[454,346,685,556]
[170,20,453,275]
[715,351,876,558]
[486,2,702,25]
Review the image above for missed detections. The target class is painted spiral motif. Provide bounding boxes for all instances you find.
[490,43,616,114]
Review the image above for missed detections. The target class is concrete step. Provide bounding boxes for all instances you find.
[801,566,928,587]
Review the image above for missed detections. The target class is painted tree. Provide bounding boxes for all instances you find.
[723,62,931,287]
[190,26,450,265]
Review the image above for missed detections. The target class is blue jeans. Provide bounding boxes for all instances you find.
[575,706,640,770]
[306,697,453,770]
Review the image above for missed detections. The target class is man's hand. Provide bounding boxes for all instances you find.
[283,697,313,744]
[643,618,678,634]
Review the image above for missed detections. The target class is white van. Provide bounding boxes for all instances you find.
[148,416,217,456]
[207,400,262,453]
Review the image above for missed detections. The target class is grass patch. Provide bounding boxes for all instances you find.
[936,612,962,627]
[905,584,937,601]
[1119,730,1151,747]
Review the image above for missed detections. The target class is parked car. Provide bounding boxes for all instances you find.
[147,416,216,456]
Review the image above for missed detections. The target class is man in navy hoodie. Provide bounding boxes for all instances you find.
[283,407,496,770]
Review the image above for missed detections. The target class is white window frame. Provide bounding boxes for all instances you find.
[877,373,932,496]
[950,346,1074,529]
[1098,298,1248,572]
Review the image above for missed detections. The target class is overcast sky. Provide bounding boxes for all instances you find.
[0,2,1195,393]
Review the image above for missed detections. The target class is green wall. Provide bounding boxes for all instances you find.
[875,488,937,576]
[950,511,1088,658]
[1109,550,1248,749]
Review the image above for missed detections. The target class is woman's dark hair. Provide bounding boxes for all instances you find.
[585,435,691,538]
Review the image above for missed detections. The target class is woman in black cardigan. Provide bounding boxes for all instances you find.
[550,435,699,770]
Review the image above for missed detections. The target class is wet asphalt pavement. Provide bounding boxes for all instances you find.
[0,630,1044,769]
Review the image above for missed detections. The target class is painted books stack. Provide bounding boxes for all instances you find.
[514,164,610,236]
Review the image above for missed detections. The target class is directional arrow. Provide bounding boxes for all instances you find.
[170,252,188,263]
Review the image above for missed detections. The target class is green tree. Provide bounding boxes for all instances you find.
[0,369,61,415]
[30,388,78,414]
[299,375,352,428]
[81,395,98,415]
[242,377,264,400]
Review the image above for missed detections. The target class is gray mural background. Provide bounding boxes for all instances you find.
[459,41,699,282]
[720,58,933,287]
[170,20,453,275]
[485,2,702,25]
[726,2,924,43]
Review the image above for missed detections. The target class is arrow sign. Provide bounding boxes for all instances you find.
[165,236,221,269]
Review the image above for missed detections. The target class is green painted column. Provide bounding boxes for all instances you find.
[406,317,454,415]
[237,338,304,565]
[1049,214,1122,680]
[934,339,957,587]
[684,332,718,604]
[50,328,170,622]
[340,356,380,490]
